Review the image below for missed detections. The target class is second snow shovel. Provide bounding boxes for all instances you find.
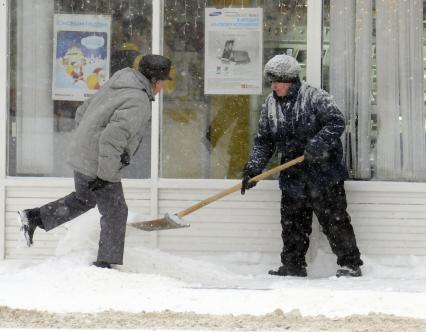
[130,155,304,231]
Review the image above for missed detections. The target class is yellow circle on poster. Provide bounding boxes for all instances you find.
[86,73,99,90]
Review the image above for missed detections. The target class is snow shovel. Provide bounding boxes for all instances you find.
[130,155,304,231]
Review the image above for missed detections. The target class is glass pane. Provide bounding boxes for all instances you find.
[323,0,375,180]
[162,0,307,179]
[424,0,426,104]
[323,0,426,182]
[8,0,152,178]
[322,0,330,92]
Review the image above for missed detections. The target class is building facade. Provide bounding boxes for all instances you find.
[1,0,426,260]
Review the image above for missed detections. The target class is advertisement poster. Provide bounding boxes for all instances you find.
[204,7,263,95]
[52,14,111,101]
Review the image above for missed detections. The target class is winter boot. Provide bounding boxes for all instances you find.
[92,261,112,269]
[336,265,362,277]
[268,265,307,277]
[17,208,42,247]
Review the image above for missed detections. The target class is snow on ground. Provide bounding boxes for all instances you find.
[1,210,426,320]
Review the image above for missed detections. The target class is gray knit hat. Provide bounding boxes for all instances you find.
[264,54,301,83]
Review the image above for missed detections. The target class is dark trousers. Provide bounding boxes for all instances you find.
[280,181,362,269]
[39,171,128,265]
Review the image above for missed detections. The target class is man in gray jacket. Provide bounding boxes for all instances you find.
[18,54,172,269]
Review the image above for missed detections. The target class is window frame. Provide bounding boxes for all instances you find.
[0,0,8,260]
[0,0,325,235]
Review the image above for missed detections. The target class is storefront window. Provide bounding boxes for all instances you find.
[323,0,426,181]
[162,0,307,179]
[8,0,152,178]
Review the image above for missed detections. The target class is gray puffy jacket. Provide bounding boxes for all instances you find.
[68,68,154,182]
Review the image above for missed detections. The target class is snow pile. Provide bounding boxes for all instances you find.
[1,211,426,319]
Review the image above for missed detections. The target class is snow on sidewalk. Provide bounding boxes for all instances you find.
[1,210,426,319]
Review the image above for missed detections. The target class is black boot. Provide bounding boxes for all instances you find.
[92,261,112,269]
[336,265,362,277]
[268,265,307,277]
[17,208,42,247]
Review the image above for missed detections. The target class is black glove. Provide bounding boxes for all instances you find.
[304,142,326,163]
[241,168,258,195]
[303,148,315,163]
[120,151,130,167]
[88,177,110,191]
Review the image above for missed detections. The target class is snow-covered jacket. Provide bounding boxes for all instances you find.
[68,68,154,182]
[245,80,348,197]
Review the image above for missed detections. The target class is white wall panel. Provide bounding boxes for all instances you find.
[156,186,284,256]
[4,185,151,259]
[318,182,426,256]
[156,182,426,258]
[4,181,426,260]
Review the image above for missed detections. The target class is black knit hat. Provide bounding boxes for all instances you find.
[139,54,172,81]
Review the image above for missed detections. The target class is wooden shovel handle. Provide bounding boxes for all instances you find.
[176,155,304,218]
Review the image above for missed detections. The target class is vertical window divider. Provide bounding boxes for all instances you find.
[306,0,323,88]
[0,0,8,259]
[306,0,323,261]
[149,0,163,247]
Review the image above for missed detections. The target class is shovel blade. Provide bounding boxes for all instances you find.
[129,213,190,231]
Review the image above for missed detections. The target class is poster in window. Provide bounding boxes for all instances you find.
[52,14,111,101]
[204,8,263,95]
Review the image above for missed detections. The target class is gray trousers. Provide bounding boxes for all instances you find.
[40,171,128,265]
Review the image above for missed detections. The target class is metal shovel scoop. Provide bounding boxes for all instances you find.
[129,156,304,231]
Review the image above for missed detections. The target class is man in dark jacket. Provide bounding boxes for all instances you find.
[17,55,172,269]
[241,54,363,278]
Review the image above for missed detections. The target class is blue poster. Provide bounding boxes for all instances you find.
[52,14,111,101]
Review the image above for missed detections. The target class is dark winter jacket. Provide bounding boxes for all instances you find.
[245,80,348,197]
[68,68,154,182]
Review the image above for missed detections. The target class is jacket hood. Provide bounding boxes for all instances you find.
[110,68,155,101]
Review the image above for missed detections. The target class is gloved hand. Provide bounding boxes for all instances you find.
[304,141,326,163]
[303,148,316,162]
[241,168,258,195]
[120,151,130,167]
[88,177,111,191]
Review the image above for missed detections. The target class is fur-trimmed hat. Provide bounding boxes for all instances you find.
[264,54,301,83]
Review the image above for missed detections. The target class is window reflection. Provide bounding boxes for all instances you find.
[322,0,426,181]
[8,0,153,178]
[162,0,308,179]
